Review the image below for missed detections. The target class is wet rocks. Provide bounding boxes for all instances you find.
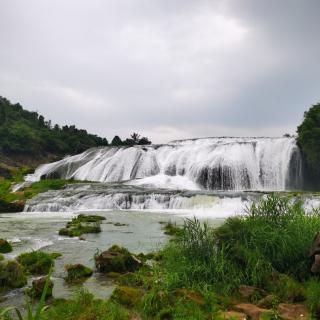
[28,276,53,298]
[94,245,142,273]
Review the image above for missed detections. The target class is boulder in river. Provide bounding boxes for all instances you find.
[94,245,142,273]
[28,276,53,298]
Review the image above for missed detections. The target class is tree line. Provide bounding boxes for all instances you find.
[0,96,151,157]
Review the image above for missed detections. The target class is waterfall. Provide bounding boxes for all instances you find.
[26,137,303,191]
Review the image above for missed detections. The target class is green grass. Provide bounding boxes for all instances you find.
[59,214,104,237]
[42,289,131,320]
[64,264,93,283]
[158,194,320,294]
[17,251,59,275]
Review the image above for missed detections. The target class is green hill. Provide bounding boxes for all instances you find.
[0,96,109,160]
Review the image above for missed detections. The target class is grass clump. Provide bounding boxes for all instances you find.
[161,220,183,237]
[0,239,12,253]
[0,260,27,288]
[59,214,105,237]
[65,264,93,283]
[17,251,59,275]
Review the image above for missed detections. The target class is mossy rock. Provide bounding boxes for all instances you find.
[0,260,27,288]
[0,239,12,253]
[27,276,53,298]
[111,286,144,307]
[17,251,58,275]
[94,245,142,273]
[58,214,104,237]
[64,264,93,283]
[174,288,205,306]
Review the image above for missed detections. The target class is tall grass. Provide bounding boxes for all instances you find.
[160,194,320,294]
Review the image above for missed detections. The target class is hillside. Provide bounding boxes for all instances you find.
[0,96,109,167]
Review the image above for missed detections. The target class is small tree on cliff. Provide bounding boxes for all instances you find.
[297,102,320,182]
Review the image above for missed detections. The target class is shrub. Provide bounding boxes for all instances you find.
[0,260,27,288]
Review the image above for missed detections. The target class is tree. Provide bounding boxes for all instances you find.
[111,135,123,146]
[130,132,141,144]
[297,102,320,186]
[138,137,151,145]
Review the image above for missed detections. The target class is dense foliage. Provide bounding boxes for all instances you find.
[297,102,320,183]
[0,96,152,158]
[0,96,109,156]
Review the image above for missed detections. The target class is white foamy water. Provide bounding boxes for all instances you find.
[26,137,302,191]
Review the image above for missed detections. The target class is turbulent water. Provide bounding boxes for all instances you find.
[27,137,303,191]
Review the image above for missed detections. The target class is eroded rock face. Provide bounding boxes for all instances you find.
[278,303,309,320]
[94,245,142,273]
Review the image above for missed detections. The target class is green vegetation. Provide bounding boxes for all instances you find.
[0,96,151,161]
[17,251,59,275]
[3,195,320,319]
[94,245,142,274]
[0,240,12,254]
[58,214,105,237]
[0,96,108,157]
[64,264,93,283]
[0,260,27,289]
[160,220,183,237]
[297,102,320,187]
[0,179,82,213]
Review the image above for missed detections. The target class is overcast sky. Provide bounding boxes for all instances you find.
[1,0,320,143]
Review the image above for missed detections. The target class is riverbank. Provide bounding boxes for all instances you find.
[1,195,320,319]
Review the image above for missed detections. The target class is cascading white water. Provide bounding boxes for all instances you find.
[26,137,302,191]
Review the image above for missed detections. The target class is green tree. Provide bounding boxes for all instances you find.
[297,102,320,186]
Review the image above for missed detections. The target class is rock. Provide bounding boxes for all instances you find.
[218,311,247,320]
[9,200,25,212]
[64,264,93,282]
[278,303,309,320]
[94,245,142,273]
[257,295,276,309]
[28,276,53,298]
[174,288,205,306]
[309,232,320,257]
[0,239,12,253]
[238,285,267,301]
[111,286,144,307]
[233,303,272,320]
[311,254,320,274]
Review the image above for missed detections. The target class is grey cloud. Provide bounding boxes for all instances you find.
[0,0,319,143]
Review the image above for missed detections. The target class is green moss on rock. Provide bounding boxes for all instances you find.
[111,286,144,307]
[65,264,93,283]
[58,214,104,237]
[0,260,27,288]
[94,245,142,273]
[0,239,12,253]
[17,251,58,275]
